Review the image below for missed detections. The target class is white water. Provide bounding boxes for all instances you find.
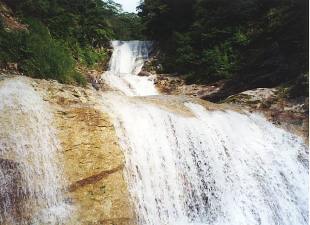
[0,79,70,224]
[102,40,158,96]
[101,41,309,225]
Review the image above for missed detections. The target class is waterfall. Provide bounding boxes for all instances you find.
[101,41,309,225]
[102,40,158,96]
[0,79,70,224]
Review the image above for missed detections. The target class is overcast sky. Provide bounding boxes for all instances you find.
[114,0,140,13]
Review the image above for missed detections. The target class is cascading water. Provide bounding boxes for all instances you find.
[101,41,309,225]
[0,79,70,224]
[102,40,158,96]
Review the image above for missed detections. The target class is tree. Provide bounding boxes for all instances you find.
[139,0,308,90]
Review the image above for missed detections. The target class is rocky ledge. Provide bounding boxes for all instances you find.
[225,88,309,143]
[138,69,309,142]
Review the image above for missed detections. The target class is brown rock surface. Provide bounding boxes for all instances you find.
[0,2,28,31]
[225,88,309,143]
[155,75,226,99]
[31,78,135,225]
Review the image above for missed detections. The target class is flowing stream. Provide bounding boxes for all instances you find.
[101,41,309,225]
[0,79,70,224]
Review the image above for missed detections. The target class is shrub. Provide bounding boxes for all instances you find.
[70,71,87,86]
[78,46,109,68]
[0,28,26,65]
[18,20,74,83]
[0,20,86,85]
[201,42,237,80]
[288,73,309,98]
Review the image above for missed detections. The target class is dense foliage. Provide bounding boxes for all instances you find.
[139,0,308,96]
[0,0,143,84]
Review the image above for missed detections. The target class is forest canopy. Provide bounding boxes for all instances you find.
[0,0,308,96]
[138,0,308,96]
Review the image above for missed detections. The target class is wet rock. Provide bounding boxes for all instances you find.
[0,158,25,224]
[225,88,309,142]
[155,74,226,99]
[28,77,135,224]
[138,70,152,77]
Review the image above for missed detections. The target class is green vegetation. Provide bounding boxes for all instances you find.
[0,0,307,96]
[139,0,308,96]
[0,0,144,85]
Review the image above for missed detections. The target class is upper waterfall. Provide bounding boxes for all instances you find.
[109,40,151,75]
[102,41,158,96]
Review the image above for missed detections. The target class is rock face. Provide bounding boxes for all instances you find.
[155,75,226,99]
[225,88,309,143]
[31,78,135,225]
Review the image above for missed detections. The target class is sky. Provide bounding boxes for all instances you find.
[113,0,140,13]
